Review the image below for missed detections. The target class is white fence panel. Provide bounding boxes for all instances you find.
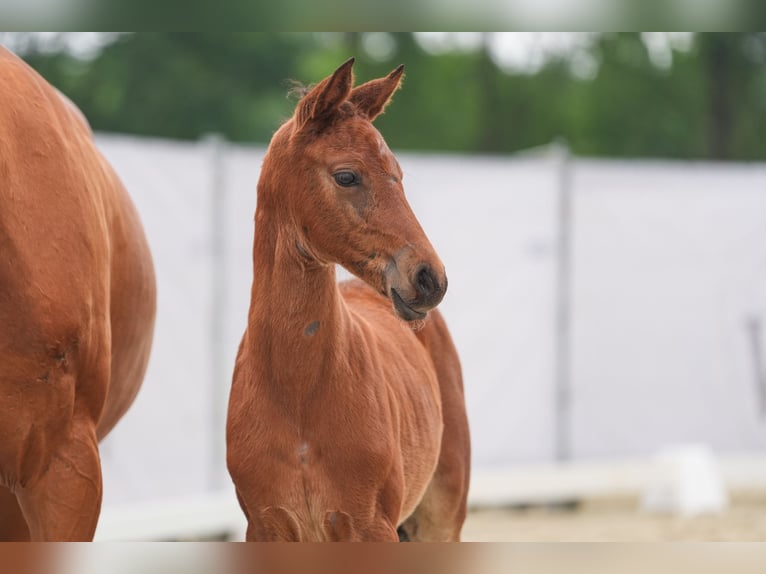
[400,154,559,466]
[95,135,218,506]
[571,161,766,458]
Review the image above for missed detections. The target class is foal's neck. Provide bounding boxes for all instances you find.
[247,201,349,385]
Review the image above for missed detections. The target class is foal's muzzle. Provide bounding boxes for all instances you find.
[385,261,447,322]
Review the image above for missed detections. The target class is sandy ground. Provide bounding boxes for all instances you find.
[462,491,766,541]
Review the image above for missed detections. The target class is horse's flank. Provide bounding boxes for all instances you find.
[0,46,156,540]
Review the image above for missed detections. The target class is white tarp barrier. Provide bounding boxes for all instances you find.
[571,160,766,459]
[92,134,766,514]
[401,154,559,467]
[95,136,221,507]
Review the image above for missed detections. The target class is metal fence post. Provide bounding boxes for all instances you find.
[747,315,766,418]
[553,139,574,463]
[205,133,227,490]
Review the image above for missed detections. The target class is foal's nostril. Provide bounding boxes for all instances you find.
[416,266,438,299]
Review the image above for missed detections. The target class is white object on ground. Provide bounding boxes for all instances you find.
[640,444,729,516]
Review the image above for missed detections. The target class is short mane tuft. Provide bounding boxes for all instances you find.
[286,80,312,101]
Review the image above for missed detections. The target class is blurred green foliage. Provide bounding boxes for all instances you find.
[6,32,766,160]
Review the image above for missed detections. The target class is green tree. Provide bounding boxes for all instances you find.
[7,32,766,161]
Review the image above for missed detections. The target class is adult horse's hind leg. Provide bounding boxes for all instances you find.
[15,420,102,541]
[0,486,30,541]
[400,311,471,542]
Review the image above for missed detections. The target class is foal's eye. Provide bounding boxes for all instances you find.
[333,171,360,187]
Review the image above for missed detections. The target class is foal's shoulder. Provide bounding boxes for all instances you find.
[338,278,384,304]
[338,278,399,323]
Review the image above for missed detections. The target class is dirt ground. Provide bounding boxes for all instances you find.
[462,491,766,541]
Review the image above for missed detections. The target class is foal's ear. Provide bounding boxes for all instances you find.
[296,58,355,130]
[350,64,404,121]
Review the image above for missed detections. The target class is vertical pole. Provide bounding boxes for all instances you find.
[553,139,573,462]
[206,133,227,490]
[747,316,766,418]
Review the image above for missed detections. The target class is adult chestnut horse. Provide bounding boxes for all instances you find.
[0,47,156,541]
[227,59,470,541]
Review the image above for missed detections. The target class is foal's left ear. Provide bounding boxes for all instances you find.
[296,58,355,131]
[350,64,405,121]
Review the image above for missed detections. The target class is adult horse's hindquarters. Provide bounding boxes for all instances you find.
[227,58,470,541]
[0,47,156,541]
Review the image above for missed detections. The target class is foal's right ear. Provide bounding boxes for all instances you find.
[295,58,355,131]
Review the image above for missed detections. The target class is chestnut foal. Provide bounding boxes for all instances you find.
[0,47,156,540]
[227,59,470,541]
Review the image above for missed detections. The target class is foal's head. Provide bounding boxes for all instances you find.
[259,58,447,321]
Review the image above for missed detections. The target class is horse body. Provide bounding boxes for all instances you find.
[0,47,156,540]
[227,59,470,541]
